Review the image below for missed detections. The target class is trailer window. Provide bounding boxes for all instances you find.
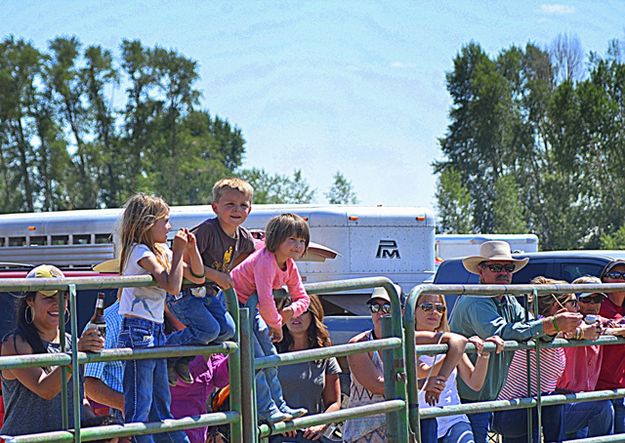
[51,235,70,246]
[95,233,112,244]
[29,236,47,246]
[0,238,4,247]
[73,234,91,245]
[8,237,26,247]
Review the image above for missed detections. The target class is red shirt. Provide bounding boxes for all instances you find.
[557,345,603,392]
[596,298,625,390]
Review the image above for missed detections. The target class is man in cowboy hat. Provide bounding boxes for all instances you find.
[449,241,582,443]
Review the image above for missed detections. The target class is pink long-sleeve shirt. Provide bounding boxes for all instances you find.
[231,246,310,329]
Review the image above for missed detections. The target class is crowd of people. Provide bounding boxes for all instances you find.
[2,175,625,443]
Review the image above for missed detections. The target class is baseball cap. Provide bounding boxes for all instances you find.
[600,259,625,279]
[367,284,403,305]
[26,265,65,296]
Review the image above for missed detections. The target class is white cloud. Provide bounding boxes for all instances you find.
[389,61,417,69]
[540,3,576,14]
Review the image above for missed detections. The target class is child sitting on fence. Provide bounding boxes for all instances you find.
[165,177,255,385]
[117,193,205,443]
[231,213,311,424]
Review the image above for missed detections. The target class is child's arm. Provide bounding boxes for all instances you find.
[138,230,187,295]
[281,261,310,323]
[182,230,205,284]
[457,336,505,391]
[204,267,234,290]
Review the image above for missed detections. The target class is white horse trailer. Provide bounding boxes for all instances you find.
[0,205,436,314]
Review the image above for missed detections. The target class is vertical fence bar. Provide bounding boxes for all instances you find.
[68,284,81,443]
[403,286,422,439]
[384,282,410,443]
[59,289,69,430]
[224,289,243,442]
[240,308,258,442]
[532,288,543,442]
[382,316,398,443]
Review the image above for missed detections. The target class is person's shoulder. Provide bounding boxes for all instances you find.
[130,243,153,257]
[348,330,370,344]
[1,333,32,356]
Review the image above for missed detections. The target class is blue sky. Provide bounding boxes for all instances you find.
[2,1,624,210]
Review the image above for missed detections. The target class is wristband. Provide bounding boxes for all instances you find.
[189,268,205,279]
[551,316,560,332]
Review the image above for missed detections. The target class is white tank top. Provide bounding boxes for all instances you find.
[418,354,470,438]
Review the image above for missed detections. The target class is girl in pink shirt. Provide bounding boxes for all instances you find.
[231,213,310,424]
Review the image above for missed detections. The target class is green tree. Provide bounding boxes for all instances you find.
[325,171,358,204]
[492,174,527,233]
[601,225,625,249]
[435,168,473,233]
[241,168,315,204]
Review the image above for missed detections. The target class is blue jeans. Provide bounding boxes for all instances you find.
[564,400,613,438]
[420,418,438,443]
[465,411,491,443]
[166,290,236,346]
[118,317,189,443]
[613,398,625,434]
[492,404,564,443]
[439,420,474,443]
[245,296,288,418]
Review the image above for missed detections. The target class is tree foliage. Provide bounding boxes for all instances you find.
[0,36,355,212]
[0,36,245,211]
[326,172,358,204]
[241,168,315,204]
[435,35,625,250]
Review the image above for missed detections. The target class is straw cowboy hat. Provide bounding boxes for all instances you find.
[462,241,529,275]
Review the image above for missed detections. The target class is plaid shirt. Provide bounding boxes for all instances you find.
[83,300,124,393]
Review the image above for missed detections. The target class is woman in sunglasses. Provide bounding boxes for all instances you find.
[343,285,412,443]
[415,292,504,443]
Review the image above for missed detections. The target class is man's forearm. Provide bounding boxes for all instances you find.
[85,377,124,412]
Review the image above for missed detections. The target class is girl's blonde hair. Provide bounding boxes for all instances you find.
[415,293,449,332]
[119,193,170,272]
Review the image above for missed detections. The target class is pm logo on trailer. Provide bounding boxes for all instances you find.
[376,240,400,259]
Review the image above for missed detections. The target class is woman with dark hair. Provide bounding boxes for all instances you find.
[271,294,341,442]
[0,265,104,437]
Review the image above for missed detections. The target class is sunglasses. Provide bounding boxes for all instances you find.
[368,302,392,314]
[605,271,625,280]
[418,302,447,314]
[579,295,605,304]
[481,263,516,273]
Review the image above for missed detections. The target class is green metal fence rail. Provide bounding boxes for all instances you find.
[0,276,242,443]
[0,275,412,443]
[404,282,625,443]
[253,277,410,442]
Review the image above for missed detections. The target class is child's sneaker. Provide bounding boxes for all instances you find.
[175,359,194,384]
[167,361,179,387]
[279,405,307,419]
[260,409,292,425]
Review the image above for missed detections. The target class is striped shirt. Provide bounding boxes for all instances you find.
[83,300,124,393]
[498,347,565,400]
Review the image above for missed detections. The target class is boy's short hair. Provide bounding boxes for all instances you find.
[212,177,254,203]
[265,214,310,253]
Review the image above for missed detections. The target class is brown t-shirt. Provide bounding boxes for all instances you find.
[192,218,255,295]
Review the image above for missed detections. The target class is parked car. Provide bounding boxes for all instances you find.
[433,250,625,314]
